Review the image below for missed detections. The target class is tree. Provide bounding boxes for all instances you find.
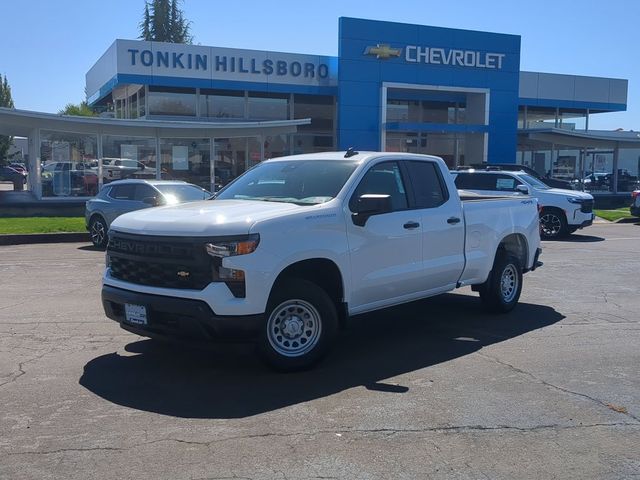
[138,0,193,44]
[58,101,96,117]
[0,74,15,165]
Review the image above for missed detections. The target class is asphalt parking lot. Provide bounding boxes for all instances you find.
[1,223,639,479]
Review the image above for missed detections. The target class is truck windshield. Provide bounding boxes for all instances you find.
[214,160,358,205]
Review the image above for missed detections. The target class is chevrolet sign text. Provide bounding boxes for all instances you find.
[405,46,505,69]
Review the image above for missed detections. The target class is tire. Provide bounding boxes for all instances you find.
[89,216,108,249]
[259,278,338,372]
[540,208,568,239]
[478,251,523,313]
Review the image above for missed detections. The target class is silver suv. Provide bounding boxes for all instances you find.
[85,179,210,248]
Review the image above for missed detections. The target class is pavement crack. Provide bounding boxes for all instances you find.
[8,446,123,456]
[7,423,638,456]
[478,352,640,422]
[0,350,54,389]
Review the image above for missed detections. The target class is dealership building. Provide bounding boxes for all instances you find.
[1,17,639,201]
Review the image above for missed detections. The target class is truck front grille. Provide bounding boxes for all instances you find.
[581,200,594,213]
[107,233,211,290]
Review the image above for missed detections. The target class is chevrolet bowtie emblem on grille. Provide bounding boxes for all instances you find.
[177,271,190,278]
[363,44,402,59]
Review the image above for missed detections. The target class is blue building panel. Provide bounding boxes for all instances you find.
[339,130,380,151]
[338,17,521,161]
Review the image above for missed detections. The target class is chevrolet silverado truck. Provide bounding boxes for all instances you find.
[101,151,542,370]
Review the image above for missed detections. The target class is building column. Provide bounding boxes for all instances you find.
[31,128,42,199]
[214,137,216,193]
[155,134,162,180]
[97,133,103,192]
[613,145,619,194]
[585,109,590,132]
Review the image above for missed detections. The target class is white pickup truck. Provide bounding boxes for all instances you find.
[102,151,542,370]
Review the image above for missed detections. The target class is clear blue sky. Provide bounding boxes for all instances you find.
[1,0,638,130]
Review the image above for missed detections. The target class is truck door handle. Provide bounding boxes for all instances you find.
[403,221,420,229]
[447,217,461,225]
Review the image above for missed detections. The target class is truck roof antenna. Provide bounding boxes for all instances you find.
[344,147,359,158]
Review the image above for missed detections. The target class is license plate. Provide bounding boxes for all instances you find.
[124,303,147,325]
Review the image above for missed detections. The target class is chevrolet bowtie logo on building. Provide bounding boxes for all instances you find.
[363,44,402,59]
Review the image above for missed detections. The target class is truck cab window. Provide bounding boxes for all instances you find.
[350,161,408,211]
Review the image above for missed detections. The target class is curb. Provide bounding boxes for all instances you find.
[0,232,90,246]
[614,217,639,224]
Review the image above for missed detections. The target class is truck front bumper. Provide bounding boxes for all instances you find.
[102,285,264,344]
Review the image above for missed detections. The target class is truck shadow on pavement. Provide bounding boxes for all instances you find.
[551,234,605,243]
[79,293,564,419]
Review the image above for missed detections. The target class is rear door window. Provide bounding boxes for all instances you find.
[405,161,448,208]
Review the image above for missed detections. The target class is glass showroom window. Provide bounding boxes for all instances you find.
[214,137,260,189]
[421,100,457,124]
[138,88,146,117]
[293,94,335,133]
[160,138,210,189]
[148,86,197,116]
[101,136,157,185]
[40,130,98,198]
[291,134,334,154]
[128,92,138,119]
[558,108,587,131]
[200,89,245,119]
[525,107,556,129]
[248,92,289,120]
[386,99,421,122]
[263,134,289,161]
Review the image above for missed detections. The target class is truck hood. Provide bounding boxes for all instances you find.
[538,188,593,200]
[110,199,303,236]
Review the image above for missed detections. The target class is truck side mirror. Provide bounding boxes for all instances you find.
[351,194,392,227]
[516,185,530,195]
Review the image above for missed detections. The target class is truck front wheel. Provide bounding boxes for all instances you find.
[540,208,568,239]
[259,279,338,371]
[478,251,523,313]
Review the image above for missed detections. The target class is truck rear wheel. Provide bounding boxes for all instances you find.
[478,251,523,313]
[259,279,338,371]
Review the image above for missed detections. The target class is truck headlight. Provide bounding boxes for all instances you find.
[205,234,260,258]
[566,197,583,204]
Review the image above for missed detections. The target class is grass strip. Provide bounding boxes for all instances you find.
[594,208,634,222]
[0,217,86,234]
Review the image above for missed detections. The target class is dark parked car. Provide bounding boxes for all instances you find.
[0,165,27,185]
[85,179,211,248]
[8,162,27,173]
